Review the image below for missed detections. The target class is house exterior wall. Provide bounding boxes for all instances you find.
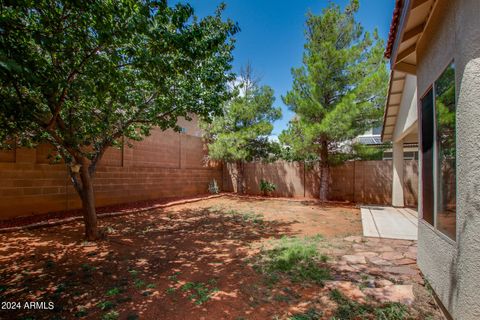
[416,0,480,319]
[393,74,418,142]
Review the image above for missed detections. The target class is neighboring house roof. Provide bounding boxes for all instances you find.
[382,0,437,142]
[356,135,382,145]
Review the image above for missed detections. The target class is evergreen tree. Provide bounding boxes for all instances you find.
[280,0,388,200]
[202,65,281,194]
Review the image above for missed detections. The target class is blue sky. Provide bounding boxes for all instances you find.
[175,0,395,137]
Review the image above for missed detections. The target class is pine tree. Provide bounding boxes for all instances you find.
[280,0,388,200]
[202,65,281,194]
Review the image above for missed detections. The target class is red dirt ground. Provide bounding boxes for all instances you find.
[0,194,219,230]
[0,196,440,320]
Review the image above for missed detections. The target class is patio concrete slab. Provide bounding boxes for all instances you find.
[361,206,418,240]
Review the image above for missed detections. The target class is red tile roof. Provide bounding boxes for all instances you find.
[385,0,404,59]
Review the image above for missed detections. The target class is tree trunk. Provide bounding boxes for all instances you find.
[236,160,245,194]
[319,139,330,201]
[319,163,330,201]
[78,159,98,240]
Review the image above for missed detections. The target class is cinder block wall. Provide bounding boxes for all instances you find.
[0,129,222,219]
[223,160,418,206]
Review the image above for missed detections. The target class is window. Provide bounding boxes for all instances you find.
[420,62,456,241]
[435,63,456,240]
[421,88,435,226]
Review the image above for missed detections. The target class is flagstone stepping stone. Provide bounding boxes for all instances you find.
[335,264,357,272]
[396,258,416,265]
[404,251,417,260]
[383,266,418,276]
[380,251,405,260]
[363,285,414,305]
[355,251,378,258]
[344,236,363,243]
[377,246,395,252]
[319,295,337,309]
[368,256,392,266]
[352,243,366,250]
[374,279,394,287]
[411,274,425,285]
[391,240,415,246]
[408,246,418,253]
[325,281,366,302]
[342,255,367,264]
[350,264,368,272]
[364,267,384,276]
[329,249,348,256]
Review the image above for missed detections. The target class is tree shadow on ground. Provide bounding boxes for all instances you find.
[0,204,294,320]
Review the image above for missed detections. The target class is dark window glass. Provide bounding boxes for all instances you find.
[421,88,434,226]
[435,63,456,240]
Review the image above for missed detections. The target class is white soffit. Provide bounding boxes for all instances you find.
[382,0,437,142]
[382,70,406,142]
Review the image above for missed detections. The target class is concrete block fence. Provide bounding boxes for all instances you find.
[223,160,418,207]
[0,129,222,219]
[0,127,418,220]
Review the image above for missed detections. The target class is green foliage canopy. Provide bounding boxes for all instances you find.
[279,0,388,163]
[202,68,282,163]
[0,0,238,169]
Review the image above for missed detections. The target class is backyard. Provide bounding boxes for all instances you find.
[0,196,442,320]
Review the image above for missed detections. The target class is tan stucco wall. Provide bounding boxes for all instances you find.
[416,0,480,319]
[393,74,418,142]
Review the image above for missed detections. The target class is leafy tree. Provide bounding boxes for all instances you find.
[0,0,238,239]
[279,0,388,200]
[201,65,282,194]
[351,143,390,161]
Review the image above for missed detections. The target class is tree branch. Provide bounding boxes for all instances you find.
[46,45,103,130]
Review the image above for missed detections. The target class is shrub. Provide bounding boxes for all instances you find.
[102,311,119,320]
[329,289,410,320]
[97,301,115,311]
[289,308,322,320]
[374,302,410,320]
[259,179,276,195]
[225,209,264,225]
[208,179,220,194]
[254,236,331,284]
[106,288,121,296]
[180,280,219,305]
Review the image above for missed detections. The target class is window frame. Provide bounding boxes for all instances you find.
[419,85,435,227]
[418,60,457,242]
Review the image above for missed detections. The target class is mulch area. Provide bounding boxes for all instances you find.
[0,193,355,232]
[0,193,218,230]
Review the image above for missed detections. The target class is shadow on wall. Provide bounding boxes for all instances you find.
[223,160,419,206]
[354,161,393,205]
[223,161,307,197]
[404,160,419,207]
[0,129,222,219]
